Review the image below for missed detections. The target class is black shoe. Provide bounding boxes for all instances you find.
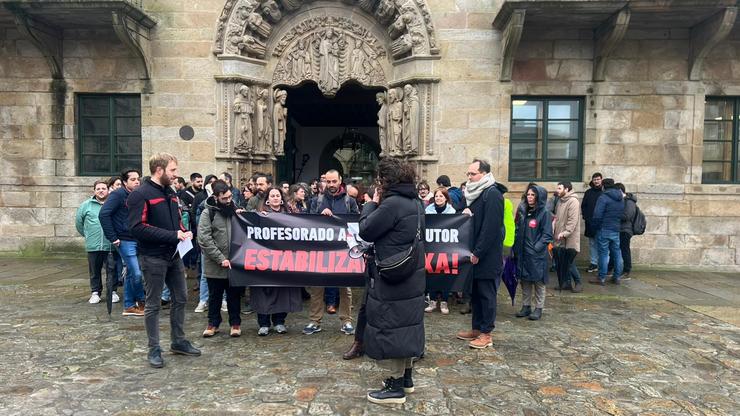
[383,368,414,393]
[587,264,598,273]
[160,299,170,309]
[572,283,583,293]
[148,346,164,368]
[170,340,201,356]
[588,278,605,286]
[529,308,542,321]
[459,302,471,315]
[515,305,531,318]
[368,377,406,404]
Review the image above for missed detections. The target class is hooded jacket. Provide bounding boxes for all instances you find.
[620,193,638,236]
[425,202,456,214]
[513,185,553,284]
[76,196,112,252]
[581,182,603,237]
[359,183,425,360]
[310,184,359,214]
[592,187,625,233]
[197,195,234,279]
[553,190,581,252]
[99,186,134,243]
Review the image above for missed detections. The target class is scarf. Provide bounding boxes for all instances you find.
[464,172,496,206]
[434,204,446,214]
[217,202,236,218]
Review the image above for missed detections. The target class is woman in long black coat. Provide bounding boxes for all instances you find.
[359,158,426,405]
[513,184,552,321]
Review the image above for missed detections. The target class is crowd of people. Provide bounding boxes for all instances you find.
[74,153,643,404]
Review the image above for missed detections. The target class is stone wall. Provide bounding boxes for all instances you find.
[0,0,739,269]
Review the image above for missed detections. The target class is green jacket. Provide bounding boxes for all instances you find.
[503,198,515,248]
[75,197,112,252]
[197,197,232,279]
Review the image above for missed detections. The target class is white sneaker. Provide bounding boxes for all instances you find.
[440,301,449,315]
[221,299,228,312]
[194,300,207,313]
[88,292,101,304]
[111,291,120,303]
[424,300,437,313]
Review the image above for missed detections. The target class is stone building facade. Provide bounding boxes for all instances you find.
[0,0,739,270]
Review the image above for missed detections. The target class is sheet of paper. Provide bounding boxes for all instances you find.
[177,237,193,259]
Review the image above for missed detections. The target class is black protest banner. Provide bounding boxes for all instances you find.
[229,212,472,288]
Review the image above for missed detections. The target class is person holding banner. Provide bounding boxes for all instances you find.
[198,180,244,337]
[424,187,456,315]
[456,159,504,350]
[359,158,426,405]
[251,187,303,335]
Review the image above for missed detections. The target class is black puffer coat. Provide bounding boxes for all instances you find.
[468,184,505,280]
[359,183,426,360]
[513,185,553,284]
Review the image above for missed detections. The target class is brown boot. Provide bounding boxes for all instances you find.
[456,329,481,341]
[342,341,364,360]
[469,333,493,349]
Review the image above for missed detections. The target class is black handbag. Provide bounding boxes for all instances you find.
[375,201,423,284]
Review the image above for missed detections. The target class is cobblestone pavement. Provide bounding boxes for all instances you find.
[0,258,738,415]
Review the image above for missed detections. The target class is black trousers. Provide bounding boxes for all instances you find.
[620,232,632,274]
[471,278,499,334]
[354,289,368,343]
[206,278,242,327]
[554,247,579,289]
[257,313,287,327]
[87,251,109,293]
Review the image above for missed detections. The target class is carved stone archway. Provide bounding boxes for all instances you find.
[212,0,440,182]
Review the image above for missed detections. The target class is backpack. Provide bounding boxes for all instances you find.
[631,204,646,235]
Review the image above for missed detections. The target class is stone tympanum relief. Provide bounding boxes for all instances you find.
[213,0,439,61]
[272,16,386,96]
[217,80,287,161]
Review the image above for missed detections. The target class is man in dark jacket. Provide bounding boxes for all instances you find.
[436,174,464,211]
[581,172,603,272]
[303,169,358,336]
[456,159,504,350]
[99,168,144,317]
[245,173,271,212]
[127,153,201,368]
[588,178,624,285]
[359,157,425,405]
[616,183,637,280]
[179,172,202,212]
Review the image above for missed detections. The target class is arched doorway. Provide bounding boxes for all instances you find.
[277,82,383,185]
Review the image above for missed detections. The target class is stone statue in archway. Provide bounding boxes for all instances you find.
[318,28,342,94]
[233,84,254,154]
[388,87,404,155]
[255,88,271,153]
[376,91,388,157]
[402,84,420,155]
[273,89,288,156]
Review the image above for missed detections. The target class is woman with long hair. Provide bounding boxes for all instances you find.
[251,187,303,335]
[359,157,426,405]
[424,187,455,315]
[286,183,309,214]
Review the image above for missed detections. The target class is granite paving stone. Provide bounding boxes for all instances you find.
[0,258,737,415]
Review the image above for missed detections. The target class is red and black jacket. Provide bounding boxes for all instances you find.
[127,178,186,258]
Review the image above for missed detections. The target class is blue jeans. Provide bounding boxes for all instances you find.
[118,240,145,309]
[324,287,339,306]
[597,230,623,281]
[588,237,600,266]
[199,254,209,302]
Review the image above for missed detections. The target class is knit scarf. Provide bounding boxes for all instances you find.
[464,172,495,206]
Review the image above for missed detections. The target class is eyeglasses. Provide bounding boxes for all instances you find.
[465,172,480,177]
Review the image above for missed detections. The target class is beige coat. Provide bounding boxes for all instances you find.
[553,190,581,252]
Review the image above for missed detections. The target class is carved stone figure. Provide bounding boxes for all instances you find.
[388,87,404,155]
[356,0,378,13]
[255,88,272,153]
[288,39,312,80]
[350,45,367,82]
[374,0,396,25]
[410,26,426,55]
[318,28,341,94]
[246,12,271,38]
[231,32,266,58]
[391,33,413,58]
[261,0,282,23]
[233,84,254,154]
[402,84,420,155]
[389,12,413,40]
[278,0,301,11]
[376,91,389,156]
[273,89,288,156]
